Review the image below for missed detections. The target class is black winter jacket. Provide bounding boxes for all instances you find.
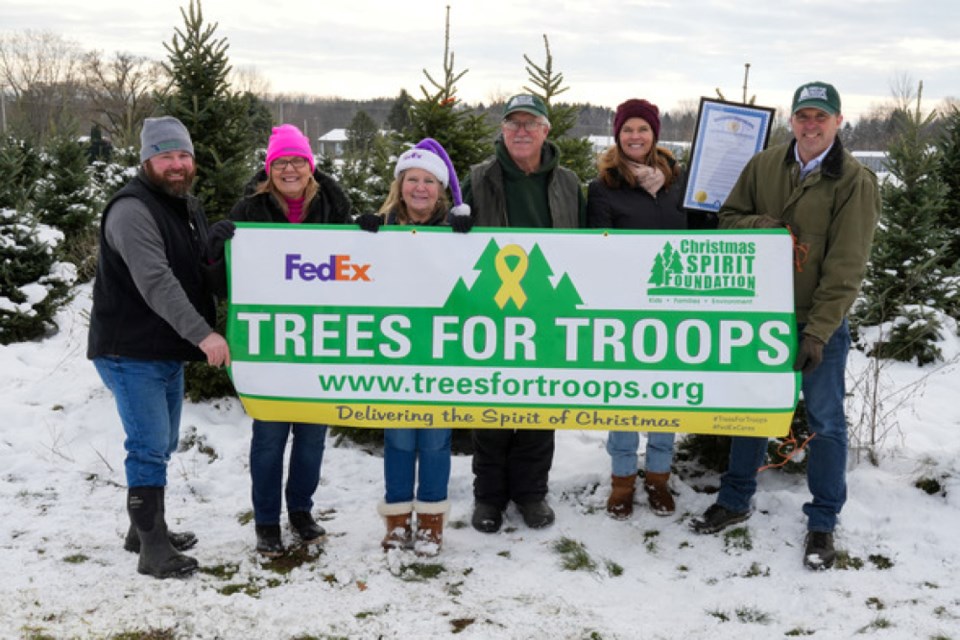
[229,168,352,224]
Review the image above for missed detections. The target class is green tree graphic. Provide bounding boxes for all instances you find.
[443,239,582,315]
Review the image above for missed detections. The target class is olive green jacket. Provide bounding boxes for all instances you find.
[719,138,880,342]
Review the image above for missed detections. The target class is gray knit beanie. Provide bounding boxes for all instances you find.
[140,116,194,163]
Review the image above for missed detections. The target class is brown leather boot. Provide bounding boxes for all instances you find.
[378,502,413,551]
[606,474,637,519]
[643,471,675,516]
[413,500,449,557]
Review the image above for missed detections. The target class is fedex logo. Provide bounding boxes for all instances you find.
[284,254,372,282]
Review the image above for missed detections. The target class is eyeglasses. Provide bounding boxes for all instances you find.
[502,119,544,133]
[271,157,309,170]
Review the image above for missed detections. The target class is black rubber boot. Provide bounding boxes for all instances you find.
[123,522,197,553]
[127,487,199,579]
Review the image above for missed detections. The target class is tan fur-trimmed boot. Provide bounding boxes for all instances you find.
[643,471,675,516]
[413,500,449,557]
[606,474,637,519]
[378,501,413,551]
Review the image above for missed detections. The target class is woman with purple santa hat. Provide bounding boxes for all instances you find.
[359,138,470,556]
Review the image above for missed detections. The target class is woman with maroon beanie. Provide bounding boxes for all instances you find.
[587,98,687,520]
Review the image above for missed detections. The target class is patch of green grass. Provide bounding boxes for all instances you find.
[707,609,730,622]
[868,554,894,570]
[552,537,597,572]
[835,550,864,570]
[62,554,88,564]
[108,628,178,640]
[722,526,753,552]
[397,562,445,582]
[865,596,885,610]
[857,617,892,633]
[741,562,769,578]
[199,563,240,580]
[915,476,943,495]
[735,606,771,624]
[784,627,815,636]
[261,544,324,575]
[643,529,660,553]
[237,510,254,526]
[605,560,623,577]
[496,550,511,559]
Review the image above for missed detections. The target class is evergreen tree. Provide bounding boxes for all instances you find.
[854,83,956,365]
[522,35,596,182]
[0,136,44,210]
[402,6,494,174]
[936,104,960,272]
[160,0,269,220]
[334,133,392,214]
[32,135,101,280]
[0,206,77,344]
[386,89,414,133]
[345,110,380,155]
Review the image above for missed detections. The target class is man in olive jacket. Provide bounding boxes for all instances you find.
[461,94,586,534]
[690,82,880,570]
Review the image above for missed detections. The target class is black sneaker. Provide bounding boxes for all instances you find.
[516,500,555,529]
[471,502,503,533]
[803,531,836,570]
[689,503,750,534]
[289,511,326,544]
[255,524,284,558]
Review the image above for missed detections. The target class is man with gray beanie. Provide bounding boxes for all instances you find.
[88,115,230,579]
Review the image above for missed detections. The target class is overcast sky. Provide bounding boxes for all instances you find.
[4,0,959,124]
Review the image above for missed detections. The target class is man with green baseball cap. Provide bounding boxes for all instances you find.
[460,94,586,534]
[690,81,881,572]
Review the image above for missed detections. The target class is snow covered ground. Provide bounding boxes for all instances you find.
[2,284,959,639]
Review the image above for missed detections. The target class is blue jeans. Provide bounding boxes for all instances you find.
[93,357,184,488]
[607,430,676,476]
[250,420,327,525]
[384,428,451,504]
[717,320,851,532]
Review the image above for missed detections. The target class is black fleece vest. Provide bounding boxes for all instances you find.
[87,177,214,361]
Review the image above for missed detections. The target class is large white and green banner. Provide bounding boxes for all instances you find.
[226,224,799,437]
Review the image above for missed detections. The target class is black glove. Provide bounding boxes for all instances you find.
[207,220,236,261]
[448,204,473,233]
[449,214,474,234]
[794,334,825,375]
[357,213,383,233]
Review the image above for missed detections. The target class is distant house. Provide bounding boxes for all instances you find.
[317,128,347,158]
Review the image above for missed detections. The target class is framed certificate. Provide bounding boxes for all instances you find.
[683,98,776,213]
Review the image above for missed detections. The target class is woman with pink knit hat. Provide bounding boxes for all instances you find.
[360,138,470,556]
[228,124,352,557]
[587,99,687,520]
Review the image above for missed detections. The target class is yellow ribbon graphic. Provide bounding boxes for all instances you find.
[494,244,529,309]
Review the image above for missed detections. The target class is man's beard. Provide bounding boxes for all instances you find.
[143,162,196,197]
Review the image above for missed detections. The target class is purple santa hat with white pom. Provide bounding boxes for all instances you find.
[394,138,471,218]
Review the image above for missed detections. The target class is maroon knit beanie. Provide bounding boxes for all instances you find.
[613,99,661,142]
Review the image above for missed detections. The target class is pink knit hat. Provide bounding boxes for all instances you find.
[265,124,315,174]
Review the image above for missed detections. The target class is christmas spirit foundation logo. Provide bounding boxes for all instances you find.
[648,239,758,297]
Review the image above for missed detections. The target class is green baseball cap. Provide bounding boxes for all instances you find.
[503,94,548,118]
[791,81,841,115]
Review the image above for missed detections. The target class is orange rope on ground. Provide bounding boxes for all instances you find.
[757,428,817,473]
